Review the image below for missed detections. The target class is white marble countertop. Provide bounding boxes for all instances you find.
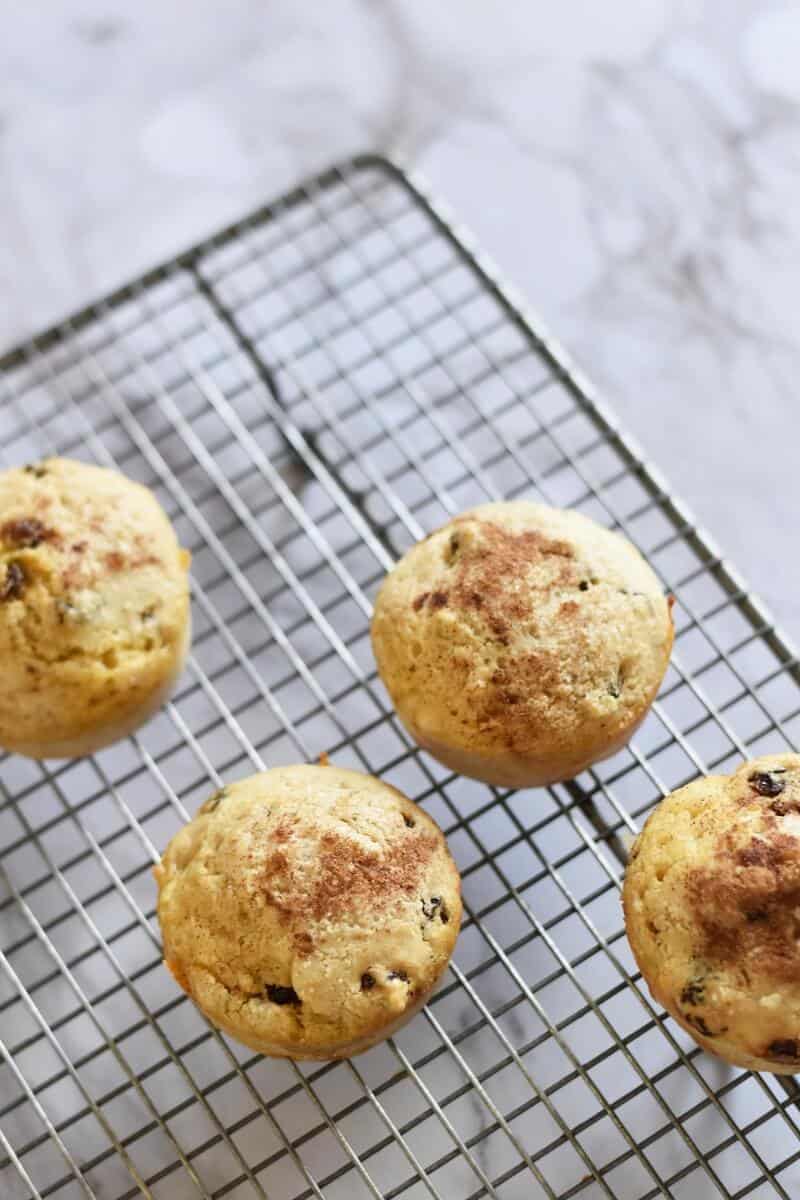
[2,0,799,635]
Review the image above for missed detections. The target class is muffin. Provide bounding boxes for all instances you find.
[154,764,462,1059]
[371,501,673,788]
[0,457,190,758]
[624,754,800,1073]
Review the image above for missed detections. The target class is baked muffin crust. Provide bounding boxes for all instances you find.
[371,501,673,787]
[155,765,462,1059]
[0,457,190,757]
[624,754,800,1072]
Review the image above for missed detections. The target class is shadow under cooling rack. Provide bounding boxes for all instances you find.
[2,154,800,1200]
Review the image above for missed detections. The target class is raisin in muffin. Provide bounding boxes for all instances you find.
[0,457,190,758]
[371,501,673,788]
[154,764,462,1060]
[624,755,800,1073]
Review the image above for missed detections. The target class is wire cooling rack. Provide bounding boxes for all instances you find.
[1,154,800,1200]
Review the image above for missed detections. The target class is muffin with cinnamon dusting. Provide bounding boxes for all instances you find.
[154,764,462,1059]
[624,754,800,1073]
[371,501,673,788]
[0,457,190,758]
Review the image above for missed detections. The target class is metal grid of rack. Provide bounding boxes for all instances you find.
[1,154,799,1200]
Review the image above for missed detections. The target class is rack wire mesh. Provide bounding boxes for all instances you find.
[1,153,799,1200]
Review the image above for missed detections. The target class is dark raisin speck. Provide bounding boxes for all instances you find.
[360,972,375,991]
[56,599,76,624]
[403,814,415,829]
[422,897,441,920]
[685,1013,716,1037]
[388,969,409,983]
[201,788,227,814]
[680,980,705,1006]
[23,463,48,478]
[0,561,25,601]
[750,770,786,798]
[1,517,49,548]
[745,909,769,922]
[445,532,461,563]
[767,1039,800,1060]
[265,984,301,1006]
[579,580,590,592]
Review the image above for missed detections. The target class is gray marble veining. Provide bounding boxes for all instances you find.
[1,0,798,635]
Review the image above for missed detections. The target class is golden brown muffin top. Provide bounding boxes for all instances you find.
[155,765,462,1055]
[624,754,800,1070]
[0,456,189,666]
[371,501,673,778]
[0,456,190,757]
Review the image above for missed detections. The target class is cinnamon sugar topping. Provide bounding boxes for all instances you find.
[258,821,437,925]
[445,519,575,643]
